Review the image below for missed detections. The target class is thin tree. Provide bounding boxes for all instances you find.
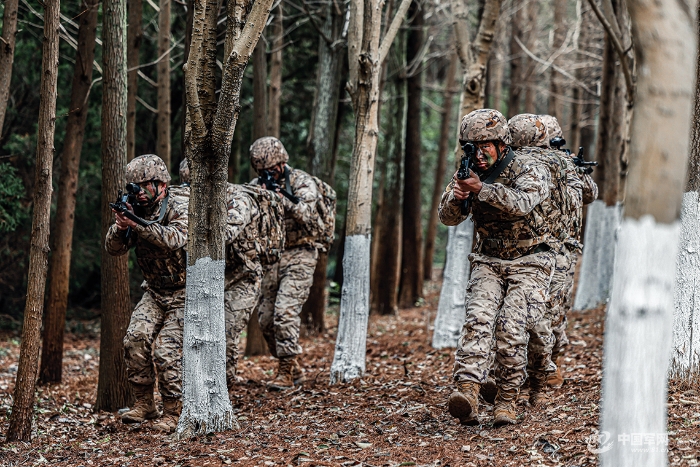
[599,0,695,464]
[329,0,412,383]
[157,0,171,169]
[0,0,19,136]
[548,0,566,120]
[507,0,524,117]
[177,0,273,437]
[126,0,142,161]
[522,0,537,113]
[95,0,133,412]
[253,39,267,140]
[5,0,60,442]
[431,0,503,349]
[398,0,424,308]
[39,0,100,385]
[267,3,282,137]
[671,0,700,385]
[423,51,458,281]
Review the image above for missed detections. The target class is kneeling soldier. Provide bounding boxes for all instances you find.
[439,109,555,426]
[106,154,189,433]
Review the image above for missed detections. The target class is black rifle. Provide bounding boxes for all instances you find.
[109,182,149,239]
[550,136,598,174]
[257,169,300,204]
[457,142,477,215]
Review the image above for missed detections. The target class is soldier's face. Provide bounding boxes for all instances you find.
[474,142,498,170]
[263,163,285,181]
[136,181,166,204]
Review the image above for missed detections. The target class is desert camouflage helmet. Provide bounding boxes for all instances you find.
[179,159,190,184]
[126,154,171,184]
[508,114,550,148]
[249,136,289,171]
[459,109,512,145]
[539,114,563,139]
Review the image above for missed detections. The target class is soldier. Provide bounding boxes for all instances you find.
[508,114,583,404]
[178,160,285,390]
[249,136,324,390]
[439,109,555,426]
[106,154,189,433]
[539,115,599,387]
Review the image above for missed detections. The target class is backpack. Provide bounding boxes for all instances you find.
[235,184,286,265]
[308,175,337,252]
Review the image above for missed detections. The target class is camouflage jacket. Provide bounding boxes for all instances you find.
[105,188,189,293]
[567,171,599,251]
[520,146,583,245]
[438,149,553,260]
[280,167,322,249]
[225,183,261,273]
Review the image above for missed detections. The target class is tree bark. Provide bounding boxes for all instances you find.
[267,2,282,138]
[39,0,99,385]
[244,309,269,355]
[507,0,523,117]
[398,0,424,308]
[95,0,133,413]
[423,51,457,281]
[127,0,142,161]
[488,15,506,112]
[523,0,537,113]
[0,0,19,137]
[548,0,566,120]
[330,0,412,383]
[253,39,267,139]
[600,0,696,465]
[157,0,171,169]
[178,0,273,438]
[5,0,60,442]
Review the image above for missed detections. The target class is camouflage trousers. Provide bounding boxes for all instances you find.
[552,247,577,359]
[256,246,318,358]
[454,249,556,393]
[224,263,263,386]
[123,288,185,399]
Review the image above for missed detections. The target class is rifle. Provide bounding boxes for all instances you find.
[109,182,149,239]
[457,142,477,215]
[550,137,598,174]
[257,169,300,204]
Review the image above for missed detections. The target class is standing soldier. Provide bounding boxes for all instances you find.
[249,137,331,390]
[508,114,583,404]
[439,109,555,426]
[106,154,189,433]
[539,115,599,387]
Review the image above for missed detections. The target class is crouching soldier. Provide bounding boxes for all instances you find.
[439,109,556,426]
[106,154,189,432]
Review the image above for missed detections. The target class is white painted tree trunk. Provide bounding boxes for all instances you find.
[330,235,371,383]
[177,257,235,438]
[574,200,622,310]
[432,221,474,349]
[671,191,700,381]
[599,216,679,467]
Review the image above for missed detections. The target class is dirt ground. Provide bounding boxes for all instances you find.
[1,277,699,467]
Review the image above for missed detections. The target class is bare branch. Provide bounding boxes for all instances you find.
[136,96,159,113]
[378,0,412,65]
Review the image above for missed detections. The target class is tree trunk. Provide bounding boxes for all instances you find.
[300,253,328,333]
[0,0,19,136]
[178,0,272,438]
[267,3,282,138]
[423,51,457,281]
[548,0,566,120]
[507,0,523,117]
[398,0,424,308]
[5,0,60,442]
[126,0,142,161]
[330,0,412,383]
[253,39,267,139]
[244,309,269,355]
[95,0,133,414]
[157,0,171,170]
[488,16,506,112]
[39,0,99,385]
[432,0,503,349]
[600,0,695,464]
[672,0,700,384]
[523,0,537,113]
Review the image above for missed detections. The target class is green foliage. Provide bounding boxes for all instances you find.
[0,162,28,233]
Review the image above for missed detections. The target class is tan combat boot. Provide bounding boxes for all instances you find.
[480,377,498,405]
[529,374,550,408]
[121,384,160,424]
[547,357,564,388]
[268,356,305,391]
[493,388,519,426]
[448,382,480,426]
[152,398,182,433]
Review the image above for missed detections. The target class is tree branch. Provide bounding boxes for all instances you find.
[184,0,208,139]
[378,0,412,65]
[347,0,365,95]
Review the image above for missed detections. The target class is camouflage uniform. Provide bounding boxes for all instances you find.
[439,125,556,393]
[105,156,189,400]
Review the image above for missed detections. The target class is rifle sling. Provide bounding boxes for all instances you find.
[283,166,293,195]
[132,193,170,227]
[481,147,515,184]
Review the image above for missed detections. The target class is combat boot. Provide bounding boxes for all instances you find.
[121,384,160,424]
[448,382,480,426]
[529,374,550,408]
[493,388,519,426]
[152,398,182,433]
[268,356,305,391]
[547,357,564,388]
[480,377,498,405]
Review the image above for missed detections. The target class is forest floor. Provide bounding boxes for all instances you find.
[1,276,700,467]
